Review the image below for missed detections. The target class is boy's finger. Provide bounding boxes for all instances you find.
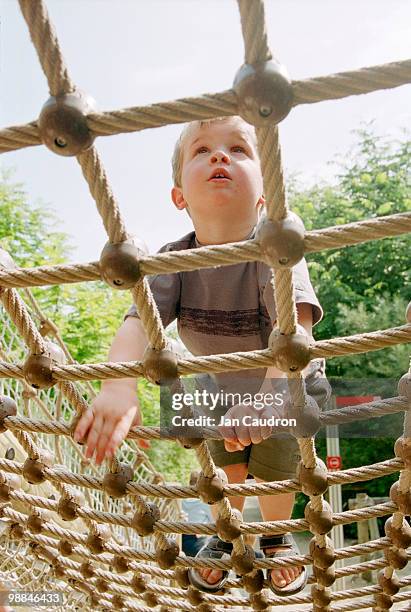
[95,419,120,465]
[218,424,237,442]
[234,425,251,447]
[73,409,94,443]
[249,428,264,445]
[224,440,244,452]
[104,410,136,458]
[84,414,104,459]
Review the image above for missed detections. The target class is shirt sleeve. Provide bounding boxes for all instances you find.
[125,246,181,329]
[258,259,323,327]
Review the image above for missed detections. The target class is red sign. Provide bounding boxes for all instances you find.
[327,456,342,470]
[336,396,378,408]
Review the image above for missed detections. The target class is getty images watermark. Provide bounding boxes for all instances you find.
[159,378,402,439]
[169,388,296,429]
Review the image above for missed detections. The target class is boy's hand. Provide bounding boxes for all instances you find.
[217,404,274,452]
[73,385,150,465]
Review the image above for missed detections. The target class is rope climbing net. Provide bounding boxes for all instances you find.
[0,0,410,610]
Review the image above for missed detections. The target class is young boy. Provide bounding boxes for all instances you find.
[74,116,329,595]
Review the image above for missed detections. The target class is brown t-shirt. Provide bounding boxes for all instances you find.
[126,230,328,402]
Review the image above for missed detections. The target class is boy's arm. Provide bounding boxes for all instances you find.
[74,316,150,465]
[221,303,314,451]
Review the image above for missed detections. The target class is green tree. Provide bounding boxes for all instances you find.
[289,128,410,525]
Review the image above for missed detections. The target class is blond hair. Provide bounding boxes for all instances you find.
[171,116,257,187]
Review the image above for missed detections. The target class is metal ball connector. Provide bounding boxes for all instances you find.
[99,237,148,290]
[256,211,305,269]
[233,59,293,127]
[38,91,95,156]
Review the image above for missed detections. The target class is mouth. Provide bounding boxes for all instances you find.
[208,168,232,181]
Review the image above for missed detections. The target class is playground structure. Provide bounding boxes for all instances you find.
[0,0,411,610]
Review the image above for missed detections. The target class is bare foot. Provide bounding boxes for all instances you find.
[264,546,302,588]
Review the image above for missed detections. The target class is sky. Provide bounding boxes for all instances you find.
[1,0,411,263]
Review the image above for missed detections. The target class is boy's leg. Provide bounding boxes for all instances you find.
[198,462,247,584]
[256,483,301,588]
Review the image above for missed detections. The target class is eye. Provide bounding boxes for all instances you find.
[231,145,247,154]
[195,146,209,155]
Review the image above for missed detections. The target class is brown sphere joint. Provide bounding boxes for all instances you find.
[53,563,65,579]
[390,481,411,515]
[9,522,25,540]
[269,327,311,374]
[374,592,393,609]
[187,586,204,605]
[102,462,133,498]
[80,561,95,578]
[112,554,130,573]
[23,342,64,390]
[142,346,178,385]
[156,538,179,569]
[384,516,411,549]
[57,488,85,521]
[242,569,265,593]
[0,473,20,502]
[22,450,53,485]
[198,605,213,612]
[96,578,108,593]
[384,547,408,570]
[197,469,228,504]
[111,595,125,609]
[131,501,160,536]
[309,537,335,569]
[377,570,400,595]
[38,91,95,156]
[231,543,255,575]
[305,501,333,535]
[394,436,411,468]
[131,573,147,594]
[0,503,10,519]
[286,394,321,438]
[86,524,110,554]
[0,396,17,433]
[100,238,147,290]
[58,539,74,556]
[398,373,411,401]
[177,436,203,449]
[233,59,293,126]
[143,592,159,607]
[256,212,305,269]
[250,591,271,611]
[311,584,332,607]
[297,458,328,496]
[313,564,335,587]
[27,509,45,534]
[216,508,243,542]
[174,567,190,588]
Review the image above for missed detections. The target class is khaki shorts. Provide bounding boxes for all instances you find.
[206,435,301,482]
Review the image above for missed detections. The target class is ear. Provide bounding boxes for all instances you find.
[171,187,187,211]
[256,194,265,210]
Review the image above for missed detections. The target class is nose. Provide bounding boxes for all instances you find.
[209,149,230,164]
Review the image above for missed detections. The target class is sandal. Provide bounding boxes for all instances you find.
[187,535,232,593]
[260,533,308,596]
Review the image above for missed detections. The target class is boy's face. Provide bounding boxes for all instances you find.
[172,117,264,225]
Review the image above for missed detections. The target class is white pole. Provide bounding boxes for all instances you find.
[326,395,346,591]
